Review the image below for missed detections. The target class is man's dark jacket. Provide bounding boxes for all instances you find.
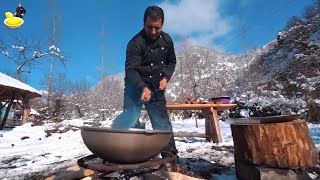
[124,30,176,96]
[15,6,26,18]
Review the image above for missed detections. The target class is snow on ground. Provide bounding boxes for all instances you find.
[0,122,91,179]
[0,118,319,179]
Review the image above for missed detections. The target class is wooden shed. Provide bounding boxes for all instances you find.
[0,72,41,129]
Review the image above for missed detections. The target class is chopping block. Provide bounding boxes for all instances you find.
[229,117,318,180]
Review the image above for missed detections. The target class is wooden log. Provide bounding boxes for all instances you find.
[45,165,95,180]
[231,119,318,168]
[46,164,203,180]
[235,161,312,180]
[169,172,204,180]
[174,132,206,138]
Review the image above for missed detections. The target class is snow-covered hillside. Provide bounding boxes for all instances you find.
[0,118,319,179]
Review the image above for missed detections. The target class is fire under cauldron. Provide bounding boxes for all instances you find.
[80,126,173,164]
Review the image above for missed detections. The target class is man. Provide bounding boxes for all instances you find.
[111,6,177,157]
[14,3,26,19]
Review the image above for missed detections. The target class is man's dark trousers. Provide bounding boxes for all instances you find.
[111,87,177,153]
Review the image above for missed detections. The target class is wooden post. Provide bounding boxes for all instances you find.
[202,107,222,143]
[22,94,30,124]
[203,109,212,142]
[0,91,15,130]
[211,108,222,143]
[195,117,198,128]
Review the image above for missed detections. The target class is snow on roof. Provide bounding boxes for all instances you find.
[0,72,41,96]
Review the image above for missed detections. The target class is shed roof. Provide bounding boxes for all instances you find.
[0,72,42,100]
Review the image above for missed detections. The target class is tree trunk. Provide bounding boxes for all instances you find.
[16,68,21,81]
[231,119,318,168]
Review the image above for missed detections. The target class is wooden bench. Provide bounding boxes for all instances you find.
[144,103,237,143]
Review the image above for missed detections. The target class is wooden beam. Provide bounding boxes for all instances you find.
[0,88,7,96]
[0,96,13,101]
[142,103,237,111]
[0,101,9,110]
[16,101,23,109]
[174,132,206,138]
[166,103,237,111]
[17,93,24,102]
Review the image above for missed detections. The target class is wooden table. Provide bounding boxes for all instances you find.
[144,103,237,143]
[167,103,237,143]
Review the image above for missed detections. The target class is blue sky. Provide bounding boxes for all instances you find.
[0,0,316,90]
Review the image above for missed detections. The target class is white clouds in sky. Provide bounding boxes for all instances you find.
[158,0,232,47]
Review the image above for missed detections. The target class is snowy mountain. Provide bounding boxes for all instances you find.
[60,14,319,122]
[39,4,320,123]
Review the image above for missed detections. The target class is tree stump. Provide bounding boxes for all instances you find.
[231,119,318,168]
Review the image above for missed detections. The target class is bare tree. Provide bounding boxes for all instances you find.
[57,78,91,119]
[50,72,71,121]
[175,40,194,101]
[0,34,49,81]
[240,22,253,94]
[46,0,66,111]
[69,79,90,94]
[91,74,124,118]
[175,40,220,100]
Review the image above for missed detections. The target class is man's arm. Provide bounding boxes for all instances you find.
[163,38,177,82]
[125,41,146,93]
[22,7,26,15]
[14,8,18,15]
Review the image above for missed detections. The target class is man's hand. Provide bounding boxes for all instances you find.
[21,13,24,16]
[141,87,152,102]
[159,78,168,90]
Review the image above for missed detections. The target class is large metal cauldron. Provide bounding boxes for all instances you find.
[80,126,172,164]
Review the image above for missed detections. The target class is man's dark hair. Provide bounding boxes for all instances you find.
[144,6,164,24]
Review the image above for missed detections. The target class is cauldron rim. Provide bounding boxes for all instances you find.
[81,126,172,135]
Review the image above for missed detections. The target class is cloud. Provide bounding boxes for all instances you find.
[158,0,232,47]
